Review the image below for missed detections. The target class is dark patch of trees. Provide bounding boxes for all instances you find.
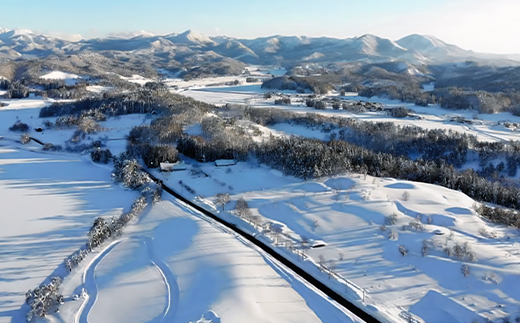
[127,143,179,168]
[359,84,436,106]
[262,75,337,94]
[435,88,512,114]
[26,277,63,321]
[177,135,251,162]
[9,120,29,132]
[274,97,291,105]
[91,149,113,164]
[39,89,214,119]
[474,204,520,227]
[5,81,29,99]
[0,79,9,90]
[314,101,326,110]
[389,107,410,118]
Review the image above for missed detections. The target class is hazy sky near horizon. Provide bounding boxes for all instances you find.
[1,0,519,54]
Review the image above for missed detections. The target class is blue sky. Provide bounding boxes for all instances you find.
[1,0,519,54]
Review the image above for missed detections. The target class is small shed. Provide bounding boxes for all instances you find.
[160,161,187,172]
[215,159,236,167]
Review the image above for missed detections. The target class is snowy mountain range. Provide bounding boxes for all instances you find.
[1,27,520,67]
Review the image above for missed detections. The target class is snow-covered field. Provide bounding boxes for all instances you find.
[152,159,520,323]
[40,71,82,86]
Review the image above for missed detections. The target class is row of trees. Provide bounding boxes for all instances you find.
[61,154,159,279]
[63,156,161,277]
[248,108,474,167]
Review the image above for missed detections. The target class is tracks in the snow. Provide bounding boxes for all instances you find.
[76,237,179,323]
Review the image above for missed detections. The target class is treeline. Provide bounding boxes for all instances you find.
[435,88,513,114]
[358,84,435,107]
[357,84,520,115]
[3,81,29,99]
[247,108,520,174]
[262,75,338,94]
[248,108,473,166]
[39,85,214,119]
[0,78,89,100]
[64,156,161,273]
[177,135,252,162]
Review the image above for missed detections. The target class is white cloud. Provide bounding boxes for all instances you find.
[106,30,155,39]
[47,31,83,42]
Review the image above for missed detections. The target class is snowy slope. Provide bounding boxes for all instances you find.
[152,159,520,323]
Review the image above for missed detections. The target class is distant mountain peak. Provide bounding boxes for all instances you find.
[172,30,215,45]
[397,34,449,50]
[12,28,34,36]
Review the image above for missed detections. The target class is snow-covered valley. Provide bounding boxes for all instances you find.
[2,69,520,323]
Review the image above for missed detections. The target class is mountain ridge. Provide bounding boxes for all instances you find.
[0,27,519,67]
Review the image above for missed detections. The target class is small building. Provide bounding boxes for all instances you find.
[215,159,236,167]
[160,161,187,172]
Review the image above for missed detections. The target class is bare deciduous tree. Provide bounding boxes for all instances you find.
[215,193,230,211]
[461,264,470,277]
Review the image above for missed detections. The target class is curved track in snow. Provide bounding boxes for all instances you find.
[75,238,179,323]
[142,236,180,323]
[76,241,122,323]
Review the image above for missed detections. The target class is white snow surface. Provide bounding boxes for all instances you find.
[119,74,155,85]
[40,71,82,85]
